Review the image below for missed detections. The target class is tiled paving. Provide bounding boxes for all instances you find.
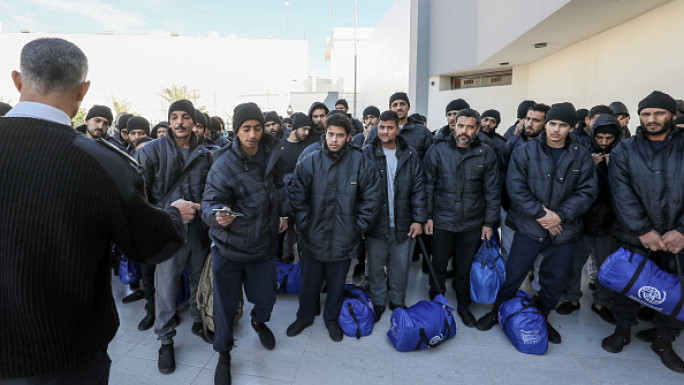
[108,261,684,384]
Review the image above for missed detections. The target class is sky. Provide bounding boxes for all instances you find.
[0,0,395,77]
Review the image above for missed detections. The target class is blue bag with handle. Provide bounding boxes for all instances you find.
[498,290,548,355]
[598,248,684,322]
[338,284,375,339]
[118,256,140,285]
[276,259,302,294]
[470,238,505,304]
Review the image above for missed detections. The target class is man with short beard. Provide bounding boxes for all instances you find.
[503,100,536,140]
[264,111,283,139]
[602,91,684,373]
[280,113,311,181]
[480,109,506,156]
[424,108,500,327]
[84,105,127,150]
[352,105,379,147]
[303,101,329,147]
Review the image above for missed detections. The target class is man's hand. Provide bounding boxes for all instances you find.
[424,219,434,235]
[514,120,524,135]
[547,224,563,236]
[171,200,201,224]
[537,207,561,229]
[215,207,237,227]
[481,226,493,240]
[603,154,610,165]
[662,230,684,254]
[408,222,423,239]
[279,217,288,234]
[592,153,603,167]
[639,230,667,252]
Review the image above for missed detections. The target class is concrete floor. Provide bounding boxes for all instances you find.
[108,260,684,385]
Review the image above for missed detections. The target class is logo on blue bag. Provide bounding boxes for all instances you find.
[637,286,666,305]
[520,330,542,345]
[429,334,443,345]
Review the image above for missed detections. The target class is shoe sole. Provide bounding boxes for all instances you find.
[652,345,684,373]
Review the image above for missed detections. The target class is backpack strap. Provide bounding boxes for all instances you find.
[347,302,362,339]
[621,252,649,295]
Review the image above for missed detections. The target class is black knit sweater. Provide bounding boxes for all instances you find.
[0,117,185,378]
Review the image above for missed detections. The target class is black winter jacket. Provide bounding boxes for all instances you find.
[363,136,427,242]
[506,133,597,244]
[367,120,434,159]
[609,126,684,247]
[424,133,501,232]
[290,142,381,262]
[201,135,289,263]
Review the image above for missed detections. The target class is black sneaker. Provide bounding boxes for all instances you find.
[158,343,175,374]
[652,336,684,373]
[636,328,657,343]
[286,319,313,337]
[475,311,498,331]
[457,306,476,328]
[325,321,344,342]
[214,351,231,385]
[546,319,561,344]
[251,320,276,350]
[192,322,204,337]
[373,305,385,324]
[601,327,631,353]
[122,289,145,304]
[555,300,580,315]
[637,306,655,322]
[137,312,155,331]
[591,303,615,324]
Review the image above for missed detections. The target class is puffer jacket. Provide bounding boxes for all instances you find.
[609,125,684,247]
[424,133,501,232]
[366,119,434,159]
[583,114,622,235]
[290,142,381,262]
[506,133,597,244]
[201,134,288,263]
[363,136,427,242]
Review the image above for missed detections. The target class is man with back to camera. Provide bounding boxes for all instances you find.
[601,91,684,373]
[0,37,195,384]
[424,108,501,327]
[476,102,597,345]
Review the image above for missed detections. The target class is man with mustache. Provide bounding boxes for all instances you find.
[602,91,684,373]
[423,108,501,327]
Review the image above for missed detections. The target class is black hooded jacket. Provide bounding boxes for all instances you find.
[609,125,684,247]
[506,132,597,244]
[289,141,381,262]
[424,133,501,232]
[363,136,427,242]
[201,134,289,263]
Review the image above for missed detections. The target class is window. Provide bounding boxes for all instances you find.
[451,70,512,89]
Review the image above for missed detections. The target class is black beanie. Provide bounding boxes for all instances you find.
[308,102,329,118]
[445,99,470,114]
[389,92,410,108]
[609,101,629,116]
[362,105,380,118]
[335,99,349,109]
[517,100,536,119]
[282,117,293,126]
[264,111,281,125]
[127,116,151,135]
[546,102,577,127]
[86,105,113,123]
[481,109,501,123]
[576,108,589,122]
[292,113,313,130]
[168,99,196,123]
[638,91,676,115]
[233,102,264,130]
[195,109,208,128]
[209,116,222,132]
[327,109,348,117]
[117,114,133,130]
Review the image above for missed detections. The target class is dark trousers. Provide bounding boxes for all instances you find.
[140,262,155,313]
[611,247,684,341]
[212,250,277,352]
[430,228,481,306]
[0,351,110,385]
[297,254,351,323]
[494,233,577,316]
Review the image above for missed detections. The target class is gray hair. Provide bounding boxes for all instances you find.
[20,38,88,93]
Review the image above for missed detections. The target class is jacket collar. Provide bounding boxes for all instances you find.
[371,134,408,157]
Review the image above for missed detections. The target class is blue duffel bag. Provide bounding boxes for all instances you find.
[119,256,140,285]
[276,259,301,294]
[387,294,457,351]
[598,248,684,321]
[498,290,548,355]
[338,284,375,339]
[470,238,506,304]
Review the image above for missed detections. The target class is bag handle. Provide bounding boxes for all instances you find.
[414,317,450,350]
[621,251,649,295]
[280,272,290,294]
[417,236,442,292]
[347,302,362,339]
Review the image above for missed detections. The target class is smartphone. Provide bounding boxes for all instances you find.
[212,208,245,217]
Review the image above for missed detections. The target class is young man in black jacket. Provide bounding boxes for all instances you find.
[556,114,621,323]
[476,103,597,345]
[424,108,501,327]
[363,110,427,320]
[287,113,381,342]
[202,103,289,384]
[602,91,684,373]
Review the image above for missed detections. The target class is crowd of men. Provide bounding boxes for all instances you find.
[2,37,684,385]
